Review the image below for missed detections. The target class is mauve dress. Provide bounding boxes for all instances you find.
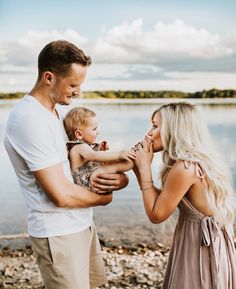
[162,195,236,289]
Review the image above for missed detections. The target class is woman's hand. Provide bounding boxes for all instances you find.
[134,136,154,172]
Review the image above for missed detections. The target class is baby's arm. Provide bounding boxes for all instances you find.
[78,143,136,162]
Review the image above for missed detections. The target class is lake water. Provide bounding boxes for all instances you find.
[1,99,236,246]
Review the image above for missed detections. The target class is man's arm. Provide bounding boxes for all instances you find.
[92,172,129,193]
[33,163,113,208]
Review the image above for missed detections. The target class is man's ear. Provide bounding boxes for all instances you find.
[43,71,54,86]
[75,129,83,140]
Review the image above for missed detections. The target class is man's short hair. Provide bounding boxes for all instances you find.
[38,40,91,78]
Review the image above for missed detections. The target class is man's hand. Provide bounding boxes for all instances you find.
[92,173,129,194]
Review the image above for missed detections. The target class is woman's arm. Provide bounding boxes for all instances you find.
[134,141,195,223]
[140,163,195,223]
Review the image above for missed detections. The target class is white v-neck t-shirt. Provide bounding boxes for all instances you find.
[4,95,93,237]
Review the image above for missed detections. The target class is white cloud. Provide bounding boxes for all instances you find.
[93,19,234,63]
[225,27,236,49]
[1,68,236,93]
[87,64,132,80]
[0,44,7,62]
[1,19,236,92]
[83,70,236,92]
[0,29,90,73]
[1,20,236,71]
[18,29,88,50]
[0,72,36,92]
[87,64,163,80]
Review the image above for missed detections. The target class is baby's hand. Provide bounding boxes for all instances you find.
[119,149,136,161]
[132,135,153,151]
[99,141,109,151]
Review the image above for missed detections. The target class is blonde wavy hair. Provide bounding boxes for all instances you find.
[153,102,235,226]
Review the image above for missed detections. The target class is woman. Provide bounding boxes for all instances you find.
[134,102,236,289]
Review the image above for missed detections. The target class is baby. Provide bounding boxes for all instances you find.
[64,107,135,193]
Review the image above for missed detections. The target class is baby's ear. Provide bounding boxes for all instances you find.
[75,129,83,140]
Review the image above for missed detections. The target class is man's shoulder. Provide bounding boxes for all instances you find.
[6,96,52,140]
[9,95,47,124]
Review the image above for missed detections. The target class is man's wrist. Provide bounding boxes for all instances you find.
[117,173,129,190]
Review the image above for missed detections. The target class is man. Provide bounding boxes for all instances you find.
[4,40,128,289]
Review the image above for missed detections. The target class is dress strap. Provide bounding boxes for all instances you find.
[200,217,221,289]
[181,160,212,217]
[66,140,85,151]
[67,140,101,152]
[184,160,205,178]
[195,161,205,178]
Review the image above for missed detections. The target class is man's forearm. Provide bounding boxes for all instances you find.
[33,164,113,209]
[63,182,113,208]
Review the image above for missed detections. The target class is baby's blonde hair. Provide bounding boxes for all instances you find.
[154,102,235,226]
[64,107,96,141]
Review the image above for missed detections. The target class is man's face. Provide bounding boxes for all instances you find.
[50,63,87,105]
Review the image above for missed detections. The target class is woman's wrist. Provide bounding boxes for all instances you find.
[141,185,154,191]
[138,164,151,173]
[140,179,154,190]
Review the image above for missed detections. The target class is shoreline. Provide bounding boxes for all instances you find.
[1,235,236,288]
[0,229,173,251]
[1,97,236,106]
[0,241,169,289]
[1,239,236,289]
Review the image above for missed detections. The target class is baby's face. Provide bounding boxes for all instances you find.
[80,117,99,144]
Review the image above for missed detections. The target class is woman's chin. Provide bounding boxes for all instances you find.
[154,146,163,153]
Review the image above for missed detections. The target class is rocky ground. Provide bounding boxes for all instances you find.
[0,242,169,289]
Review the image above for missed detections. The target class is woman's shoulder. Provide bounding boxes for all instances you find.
[171,160,199,179]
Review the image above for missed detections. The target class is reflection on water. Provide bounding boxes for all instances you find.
[1,99,236,244]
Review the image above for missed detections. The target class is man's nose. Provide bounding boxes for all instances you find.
[73,88,81,96]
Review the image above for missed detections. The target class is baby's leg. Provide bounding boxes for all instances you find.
[90,160,133,190]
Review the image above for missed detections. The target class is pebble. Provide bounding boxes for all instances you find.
[0,244,169,288]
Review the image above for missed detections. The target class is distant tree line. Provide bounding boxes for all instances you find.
[82,89,236,99]
[1,89,236,100]
[0,92,25,99]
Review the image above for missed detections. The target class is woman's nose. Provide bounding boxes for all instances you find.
[147,130,152,136]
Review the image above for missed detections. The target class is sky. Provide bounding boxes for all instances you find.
[0,0,236,93]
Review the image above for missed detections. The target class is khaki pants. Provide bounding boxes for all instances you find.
[30,226,107,289]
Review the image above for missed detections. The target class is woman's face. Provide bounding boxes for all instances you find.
[147,111,163,152]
